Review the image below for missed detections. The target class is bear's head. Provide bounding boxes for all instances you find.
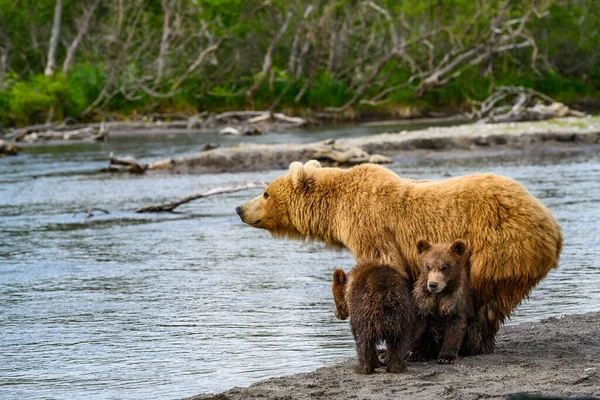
[416,239,468,294]
[235,160,324,240]
[332,268,349,320]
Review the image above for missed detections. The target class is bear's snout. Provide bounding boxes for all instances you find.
[428,281,439,292]
[235,206,244,217]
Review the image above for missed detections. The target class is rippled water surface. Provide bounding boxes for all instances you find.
[1,125,599,399]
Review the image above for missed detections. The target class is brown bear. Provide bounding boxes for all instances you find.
[236,160,563,353]
[332,261,415,374]
[410,238,482,364]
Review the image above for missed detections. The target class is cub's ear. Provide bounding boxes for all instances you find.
[289,161,316,190]
[333,269,347,286]
[450,239,467,256]
[416,239,432,255]
[304,159,322,169]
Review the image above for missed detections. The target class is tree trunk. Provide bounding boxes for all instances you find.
[62,0,100,75]
[155,0,174,87]
[246,10,293,105]
[45,0,63,77]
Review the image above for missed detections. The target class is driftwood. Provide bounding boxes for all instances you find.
[2,111,307,142]
[12,125,108,143]
[312,144,392,165]
[136,181,269,213]
[107,152,146,173]
[0,140,20,156]
[471,86,586,124]
[73,208,110,219]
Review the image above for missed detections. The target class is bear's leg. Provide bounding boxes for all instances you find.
[385,334,411,373]
[437,314,467,364]
[353,329,378,374]
[478,302,502,354]
[407,316,429,362]
[460,296,483,356]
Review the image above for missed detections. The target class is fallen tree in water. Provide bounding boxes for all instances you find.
[136,182,268,213]
[0,140,20,156]
[469,86,586,123]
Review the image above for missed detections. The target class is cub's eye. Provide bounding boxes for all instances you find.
[426,265,431,271]
[441,264,449,271]
[263,192,269,199]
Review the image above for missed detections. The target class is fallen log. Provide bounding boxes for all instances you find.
[0,140,20,156]
[13,125,109,143]
[136,181,269,213]
[107,152,146,173]
[471,86,586,123]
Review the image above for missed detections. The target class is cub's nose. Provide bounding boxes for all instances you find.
[235,206,243,217]
[428,282,438,290]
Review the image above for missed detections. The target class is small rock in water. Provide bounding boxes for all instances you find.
[202,143,220,151]
[0,139,20,156]
[242,127,261,136]
[368,154,392,164]
[219,126,241,135]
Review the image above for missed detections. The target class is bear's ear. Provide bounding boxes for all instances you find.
[333,269,347,286]
[450,239,467,256]
[289,161,316,190]
[304,159,322,169]
[416,239,431,255]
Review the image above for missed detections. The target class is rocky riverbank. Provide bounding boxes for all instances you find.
[109,116,600,174]
[189,312,600,400]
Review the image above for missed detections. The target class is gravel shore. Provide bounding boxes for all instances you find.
[189,312,600,400]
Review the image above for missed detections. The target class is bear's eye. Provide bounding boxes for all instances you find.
[426,264,431,271]
[263,192,269,199]
[441,264,449,271]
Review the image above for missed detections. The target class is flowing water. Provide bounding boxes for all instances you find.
[1,124,599,399]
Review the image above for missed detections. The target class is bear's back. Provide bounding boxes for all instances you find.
[347,261,414,333]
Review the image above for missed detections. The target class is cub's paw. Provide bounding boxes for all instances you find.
[436,355,458,364]
[353,364,375,375]
[385,362,407,374]
[407,351,425,362]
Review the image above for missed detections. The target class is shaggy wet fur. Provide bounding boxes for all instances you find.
[332,262,415,374]
[411,239,482,364]
[237,160,563,353]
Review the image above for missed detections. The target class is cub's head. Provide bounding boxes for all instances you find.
[332,269,349,320]
[416,239,468,294]
[235,160,322,238]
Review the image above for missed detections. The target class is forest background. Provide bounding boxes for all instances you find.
[0,0,598,128]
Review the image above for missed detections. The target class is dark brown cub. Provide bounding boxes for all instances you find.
[332,261,415,374]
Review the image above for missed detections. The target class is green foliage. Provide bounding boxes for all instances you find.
[1,0,599,127]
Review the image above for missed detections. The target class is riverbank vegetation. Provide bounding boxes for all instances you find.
[0,0,599,128]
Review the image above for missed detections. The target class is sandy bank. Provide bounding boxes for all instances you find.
[149,117,600,173]
[189,312,600,400]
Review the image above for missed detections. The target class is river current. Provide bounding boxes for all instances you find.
[1,124,599,398]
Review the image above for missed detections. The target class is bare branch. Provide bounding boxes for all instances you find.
[63,0,101,75]
[136,182,269,213]
[246,9,293,104]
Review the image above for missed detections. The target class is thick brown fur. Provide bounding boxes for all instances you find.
[332,261,415,374]
[411,239,482,364]
[237,160,563,352]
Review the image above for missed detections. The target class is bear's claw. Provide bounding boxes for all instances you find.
[436,356,457,364]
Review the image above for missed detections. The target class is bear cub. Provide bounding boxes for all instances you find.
[411,239,482,364]
[332,261,415,374]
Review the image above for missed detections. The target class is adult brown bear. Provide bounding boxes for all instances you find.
[236,160,563,352]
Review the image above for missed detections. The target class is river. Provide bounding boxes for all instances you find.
[1,124,599,399]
